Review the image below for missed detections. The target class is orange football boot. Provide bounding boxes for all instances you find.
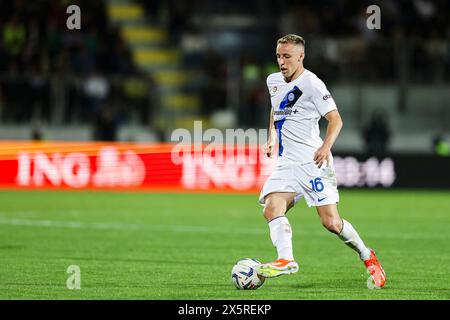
[255,258,299,278]
[364,249,386,288]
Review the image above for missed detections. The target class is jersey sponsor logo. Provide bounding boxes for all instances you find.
[274,109,292,116]
[273,108,300,116]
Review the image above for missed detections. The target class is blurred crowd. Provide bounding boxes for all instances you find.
[138,0,449,129]
[139,0,450,81]
[0,0,156,141]
[0,0,135,75]
[276,0,450,83]
[0,0,449,144]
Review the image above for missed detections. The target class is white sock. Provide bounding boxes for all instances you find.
[338,219,371,260]
[268,216,294,261]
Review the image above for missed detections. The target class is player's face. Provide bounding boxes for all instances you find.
[276,43,304,81]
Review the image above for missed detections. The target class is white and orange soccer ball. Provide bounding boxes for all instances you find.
[231,258,265,290]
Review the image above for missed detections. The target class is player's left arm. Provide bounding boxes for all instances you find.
[314,109,343,168]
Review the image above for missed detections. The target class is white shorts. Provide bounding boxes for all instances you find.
[259,158,339,208]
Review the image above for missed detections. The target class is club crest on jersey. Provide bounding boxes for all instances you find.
[274,86,303,118]
[279,86,303,110]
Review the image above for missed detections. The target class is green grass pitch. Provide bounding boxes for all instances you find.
[0,189,449,299]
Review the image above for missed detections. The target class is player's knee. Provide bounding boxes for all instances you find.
[263,201,286,221]
[321,218,342,234]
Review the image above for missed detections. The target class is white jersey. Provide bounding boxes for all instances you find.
[267,69,337,164]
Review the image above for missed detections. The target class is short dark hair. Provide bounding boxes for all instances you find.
[277,34,305,48]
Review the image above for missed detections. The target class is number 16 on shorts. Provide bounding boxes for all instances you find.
[309,177,324,192]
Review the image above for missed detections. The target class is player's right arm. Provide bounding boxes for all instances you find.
[263,106,277,158]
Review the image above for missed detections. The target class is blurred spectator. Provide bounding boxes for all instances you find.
[92,104,119,141]
[279,3,320,38]
[200,47,227,116]
[362,110,391,156]
[0,86,4,120]
[122,75,155,125]
[2,63,29,123]
[22,17,42,69]
[432,134,450,157]
[2,15,26,69]
[239,61,266,127]
[109,35,135,75]
[83,70,110,119]
[167,0,190,44]
[140,1,163,23]
[71,43,96,75]
[30,125,44,141]
[46,20,62,62]
[28,62,50,122]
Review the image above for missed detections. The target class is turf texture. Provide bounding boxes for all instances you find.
[0,189,449,300]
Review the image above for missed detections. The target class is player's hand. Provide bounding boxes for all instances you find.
[314,144,331,168]
[263,129,277,158]
[263,141,275,158]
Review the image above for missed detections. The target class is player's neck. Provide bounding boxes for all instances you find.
[285,66,305,83]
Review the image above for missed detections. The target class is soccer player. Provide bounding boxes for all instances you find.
[255,34,386,288]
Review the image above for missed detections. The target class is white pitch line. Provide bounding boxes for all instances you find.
[0,215,265,235]
[0,214,446,240]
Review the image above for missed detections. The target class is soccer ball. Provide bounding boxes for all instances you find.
[231,258,265,290]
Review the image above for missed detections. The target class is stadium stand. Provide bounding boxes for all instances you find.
[0,0,449,152]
